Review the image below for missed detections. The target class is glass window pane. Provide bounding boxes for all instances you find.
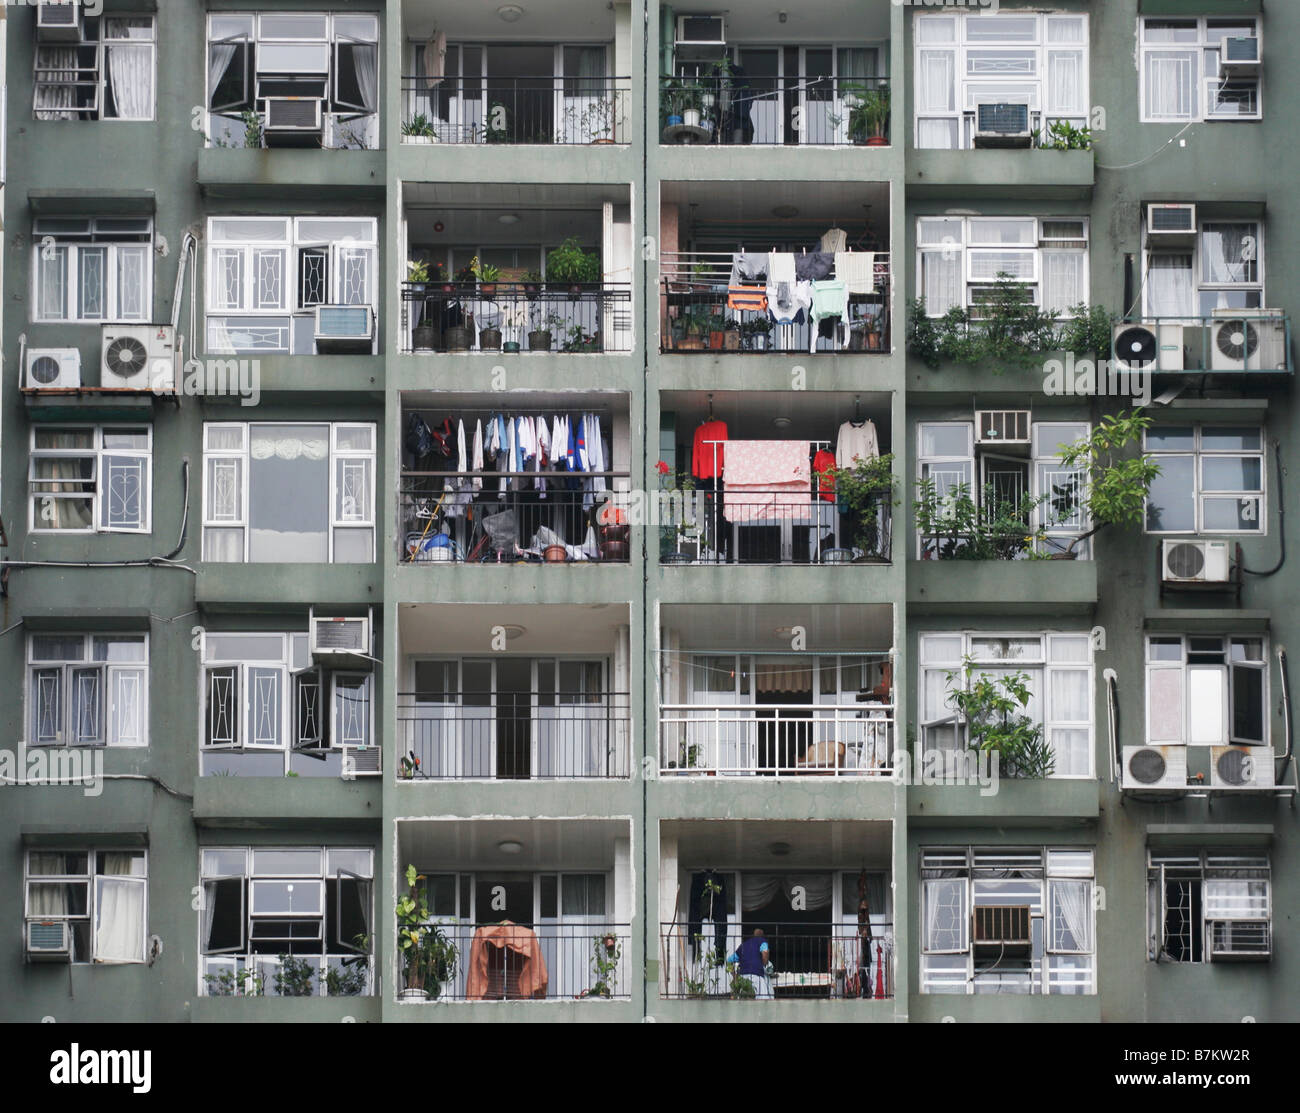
[1146,456,1195,531]
[1201,456,1261,492]
[252,849,322,876]
[248,425,329,562]
[202,850,248,877]
[1202,497,1260,532]
[1202,427,1261,452]
[920,424,971,458]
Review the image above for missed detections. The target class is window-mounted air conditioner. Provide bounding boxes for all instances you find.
[24,348,81,390]
[1146,204,1197,245]
[1209,745,1275,789]
[314,305,375,354]
[343,744,382,776]
[1113,322,1185,372]
[675,15,726,47]
[1221,36,1260,76]
[309,616,370,662]
[264,98,324,147]
[1208,919,1270,961]
[36,3,81,42]
[102,325,176,391]
[1210,309,1288,372]
[1162,539,1231,584]
[972,905,1031,948]
[26,919,72,961]
[976,410,1031,445]
[1122,745,1188,791]
[973,102,1032,148]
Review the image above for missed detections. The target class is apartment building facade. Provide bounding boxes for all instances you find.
[1,0,1296,1024]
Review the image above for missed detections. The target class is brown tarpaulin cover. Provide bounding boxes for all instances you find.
[465,921,549,1000]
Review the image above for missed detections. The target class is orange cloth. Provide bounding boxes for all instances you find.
[465,921,549,1000]
[692,419,729,480]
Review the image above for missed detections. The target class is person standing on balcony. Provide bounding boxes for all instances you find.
[727,929,773,999]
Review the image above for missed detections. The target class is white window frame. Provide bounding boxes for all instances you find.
[26,632,150,749]
[913,11,1089,150]
[201,421,376,563]
[24,849,148,964]
[1142,219,1264,320]
[1143,425,1265,536]
[1139,16,1262,124]
[28,424,153,534]
[1147,851,1270,964]
[31,217,153,323]
[918,631,1095,779]
[1144,635,1269,748]
[33,14,157,123]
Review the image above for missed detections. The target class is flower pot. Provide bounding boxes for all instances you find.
[666,114,684,127]
[544,544,568,563]
[479,283,497,298]
[708,331,725,350]
[567,283,584,298]
[444,326,472,352]
[866,331,882,351]
[683,108,702,128]
[723,329,741,351]
[848,330,865,352]
[412,325,439,352]
[409,282,426,295]
[528,330,552,351]
[479,327,503,351]
[523,283,541,299]
[866,135,888,146]
[599,540,629,561]
[1049,550,1079,560]
[678,337,705,350]
[503,341,521,353]
[399,987,430,1002]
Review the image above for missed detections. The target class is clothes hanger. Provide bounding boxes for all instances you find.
[854,395,862,423]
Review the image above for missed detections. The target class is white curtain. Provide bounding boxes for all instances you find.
[923,878,964,951]
[1046,51,1083,116]
[1050,878,1091,952]
[1042,251,1084,315]
[921,251,962,316]
[1202,224,1253,285]
[1048,667,1090,776]
[1145,52,1196,119]
[94,855,145,963]
[28,854,70,915]
[208,43,237,107]
[353,43,378,113]
[107,35,153,119]
[35,47,78,121]
[741,874,833,912]
[916,50,956,149]
[249,434,329,461]
[1147,254,1194,318]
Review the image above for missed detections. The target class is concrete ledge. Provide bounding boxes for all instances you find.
[908,779,1100,825]
[187,354,385,404]
[384,997,642,1022]
[907,149,1094,200]
[192,776,380,828]
[651,777,900,822]
[907,559,1098,615]
[659,352,903,395]
[197,149,386,201]
[196,563,382,609]
[908,993,1101,1023]
[390,561,639,605]
[650,998,902,1023]
[193,996,381,1023]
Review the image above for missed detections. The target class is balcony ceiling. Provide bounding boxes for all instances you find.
[397,817,629,871]
[662,180,890,241]
[403,0,616,43]
[663,390,891,448]
[661,603,893,653]
[404,389,631,414]
[400,602,630,656]
[666,819,893,869]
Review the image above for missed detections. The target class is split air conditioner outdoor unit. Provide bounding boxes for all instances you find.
[1209,745,1275,789]
[1113,322,1184,372]
[1162,539,1231,584]
[101,325,176,391]
[1122,745,1188,791]
[25,347,81,390]
[1210,309,1288,372]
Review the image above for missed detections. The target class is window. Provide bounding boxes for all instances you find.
[1140,18,1260,123]
[921,848,1095,994]
[207,13,380,149]
[205,217,377,354]
[27,633,149,748]
[1145,426,1263,534]
[29,426,152,533]
[1148,852,1270,963]
[199,847,373,996]
[1144,219,1263,319]
[1146,635,1268,747]
[914,12,1088,149]
[202,422,375,562]
[34,15,156,122]
[917,217,1089,317]
[916,420,1089,557]
[200,630,374,775]
[25,850,148,963]
[32,217,152,323]
[918,632,1094,777]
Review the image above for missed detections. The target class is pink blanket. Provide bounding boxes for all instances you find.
[723,441,812,523]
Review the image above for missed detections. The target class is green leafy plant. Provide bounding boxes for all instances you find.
[407,260,430,284]
[396,863,433,996]
[468,256,501,284]
[402,113,436,139]
[684,938,723,997]
[914,478,1050,561]
[844,84,890,143]
[324,932,371,997]
[273,953,316,997]
[240,110,264,149]
[1036,118,1093,151]
[584,933,623,998]
[562,323,600,352]
[729,970,757,999]
[945,659,1055,778]
[203,966,263,997]
[546,237,602,288]
[826,453,898,558]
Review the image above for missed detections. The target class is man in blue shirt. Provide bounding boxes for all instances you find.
[726,928,773,999]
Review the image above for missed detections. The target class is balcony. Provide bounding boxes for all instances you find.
[1113,313,1293,377]
[401,75,631,145]
[397,691,632,780]
[200,954,374,998]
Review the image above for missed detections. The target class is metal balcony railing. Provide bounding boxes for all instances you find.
[200,954,374,997]
[661,252,890,354]
[401,281,632,353]
[401,76,632,144]
[659,75,890,147]
[401,924,632,1001]
[659,922,895,999]
[397,692,632,780]
[1113,313,1292,375]
[659,702,895,777]
[400,474,632,563]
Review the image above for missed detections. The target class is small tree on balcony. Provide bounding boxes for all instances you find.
[946,660,1055,779]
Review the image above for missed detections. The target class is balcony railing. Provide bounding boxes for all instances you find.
[659,922,894,999]
[402,924,631,1001]
[659,75,890,147]
[1113,313,1292,375]
[397,692,632,779]
[400,475,632,563]
[661,490,891,564]
[661,252,890,354]
[401,282,632,353]
[206,109,378,150]
[401,76,631,144]
[200,954,374,997]
[659,702,895,777]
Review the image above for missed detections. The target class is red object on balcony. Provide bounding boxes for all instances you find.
[465,922,549,1000]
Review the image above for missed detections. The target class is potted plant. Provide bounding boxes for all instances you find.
[828,453,898,561]
[469,256,501,298]
[945,659,1056,778]
[402,113,437,143]
[397,864,459,1001]
[407,259,430,292]
[203,966,263,997]
[580,933,623,998]
[850,85,890,146]
[722,317,742,351]
[521,269,544,299]
[273,954,316,998]
[677,80,705,128]
[741,316,772,352]
[325,934,371,997]
[706,312,728,351]
[546,237,601,297]
[528,311,563,352]
[661,76,685,127]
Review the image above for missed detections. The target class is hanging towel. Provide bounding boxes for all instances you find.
[727,285,768,314]
[722,440,813,524]
[471,419,484,491]
[795,251,835,282]
[835,251,877,295]
[821,227,848,254]
[767,252,795,284]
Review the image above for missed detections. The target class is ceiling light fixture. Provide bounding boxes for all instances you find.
[498,4,524,22]
[497,213,520,225]
[772,416,791,429]
[498,840,523,854]
[770,842,791,857]
[772,204,799,219]
[501,624,526,640]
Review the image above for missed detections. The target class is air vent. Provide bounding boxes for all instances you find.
[972,905,1031,947]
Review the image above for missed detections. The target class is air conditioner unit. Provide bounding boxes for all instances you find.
[1209,745,1276,789]
[675,15,726,47]
[101,325,176,391]
[1162,539,1231,584]
[26,919,72,961]
[1123,745,1188,791]
[1146,204,1197,245]
[1113,322,1185,372]
[343,744,382,776]
[976,410,1031,445]
[972,905,1031,948]
[264,98,323,146]
[973,102,1032,148]
[1221,36,1260,76]
[1210,310,1288,372]
[36,3,81,42]
[1208,919,1270,961]
[24,347,81,390]
[310,616,371,661]
[314,305,374,354]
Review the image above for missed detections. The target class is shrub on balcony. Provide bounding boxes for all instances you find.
[1036,119,1093,151]
[914,479,1050,561]
[945,660,1056,779]
[547,237,602,290]
[825,453,898,559]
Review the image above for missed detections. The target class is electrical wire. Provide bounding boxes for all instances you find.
[1242,438,1285,576]
[0,771,192,800]
[1096,121,1195,172]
